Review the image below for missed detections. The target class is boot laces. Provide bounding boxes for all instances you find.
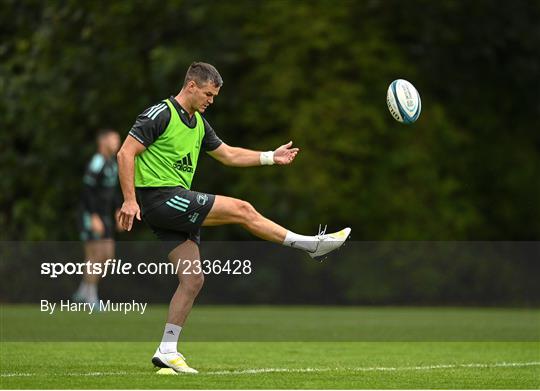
[317,224,327,237]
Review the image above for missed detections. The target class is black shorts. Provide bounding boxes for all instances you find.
[140,187,215,245]
[78,211,114,241]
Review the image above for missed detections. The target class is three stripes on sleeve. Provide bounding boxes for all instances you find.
[144,103,168,120]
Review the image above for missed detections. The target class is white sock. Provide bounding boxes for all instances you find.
[75,281,98,302]
[75,281,89,297]
[159,323,182,354]
[86,282,98,303]
[283,231,318,252]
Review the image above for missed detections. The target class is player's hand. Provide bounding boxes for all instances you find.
[90,214,105,236]
[273,141,299,165]
[119,200,141,231]
[114,209,125,232]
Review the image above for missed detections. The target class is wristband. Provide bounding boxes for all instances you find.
[260,151,275,165]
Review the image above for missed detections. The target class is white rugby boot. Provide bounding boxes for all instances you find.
[308,226,351,260]
[152,348,198,374]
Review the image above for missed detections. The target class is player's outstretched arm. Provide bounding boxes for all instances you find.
[208,141,299,167]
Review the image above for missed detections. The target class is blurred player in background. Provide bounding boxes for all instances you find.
[73,129,123,305]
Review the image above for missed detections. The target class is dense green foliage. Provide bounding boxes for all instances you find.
[2,0,539,241]
[1,1,539,304]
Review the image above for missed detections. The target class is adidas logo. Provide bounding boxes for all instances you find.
[173,153,194,173]
[166,330,175,335]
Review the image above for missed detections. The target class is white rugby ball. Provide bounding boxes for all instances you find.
[386,79,421,124]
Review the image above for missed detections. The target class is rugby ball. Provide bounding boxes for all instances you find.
[386,79,421,124]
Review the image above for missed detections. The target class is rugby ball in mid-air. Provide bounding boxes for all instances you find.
[386,79,421,124]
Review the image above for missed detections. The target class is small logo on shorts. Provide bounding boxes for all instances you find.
[197,194,209,205]
[188,213,200,223]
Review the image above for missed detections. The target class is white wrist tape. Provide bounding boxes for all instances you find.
[260,151,275,165]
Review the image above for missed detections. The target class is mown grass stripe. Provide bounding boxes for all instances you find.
[2,361,538,377]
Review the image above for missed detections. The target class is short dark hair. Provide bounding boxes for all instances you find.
[183,62,223,88]
[96,128,117,139]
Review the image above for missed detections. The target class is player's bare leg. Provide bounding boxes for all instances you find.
[152,239,201,374]
[203,195,287,242]
[74,239,114,304]
[203,195,351,258]
[86,239,114,281]
[167,240,204,326]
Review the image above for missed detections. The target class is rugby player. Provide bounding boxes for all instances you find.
[73,129,122,305]
[117,62,350,373]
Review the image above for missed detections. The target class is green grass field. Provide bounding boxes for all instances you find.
[1,306,539,389]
